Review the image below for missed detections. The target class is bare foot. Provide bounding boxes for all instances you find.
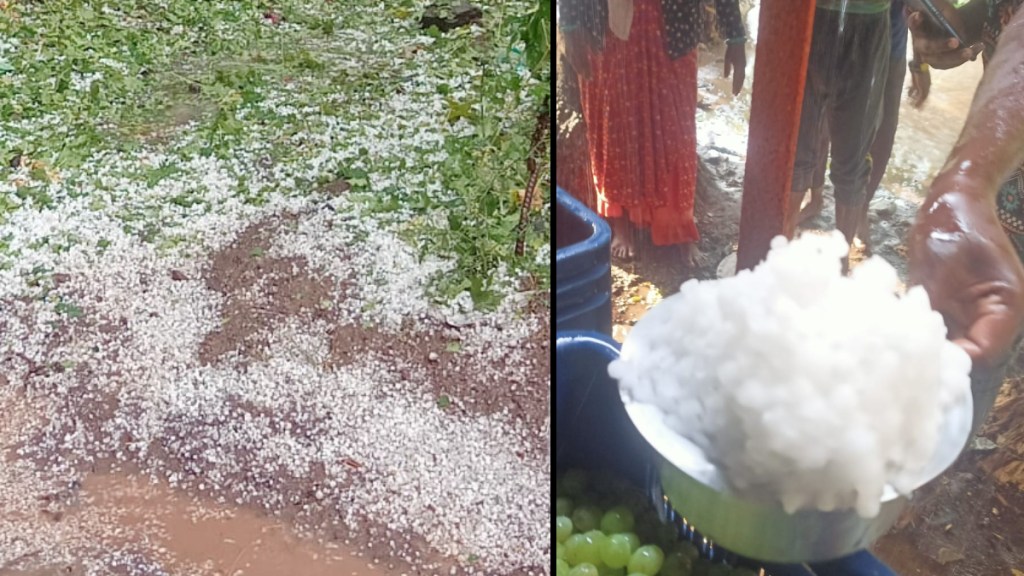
[610,217,635,260]
[681,243,705,270]
[798,186,825,224]
[834,203,859,246]
[855,205,872,255]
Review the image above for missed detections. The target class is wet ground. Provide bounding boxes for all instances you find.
[556,11,1024,574]
[0,210,549,575]
[2,470,374,576]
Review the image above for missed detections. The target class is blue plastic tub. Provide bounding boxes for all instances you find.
[555,331,898,576]
[555,187,612,336]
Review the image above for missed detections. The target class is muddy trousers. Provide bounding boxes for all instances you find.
[792,8,890,208]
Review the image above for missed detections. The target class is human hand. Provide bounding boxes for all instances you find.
[907,4,983,69]
[908,175,1024,372]
[724,43,746,96]
[564,30,593,80]
[908,64,931,108]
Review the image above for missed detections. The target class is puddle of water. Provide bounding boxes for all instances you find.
[889,46,985,197]
[4,471,383,576]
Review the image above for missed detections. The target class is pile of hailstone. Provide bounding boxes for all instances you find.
[609,232,972,518]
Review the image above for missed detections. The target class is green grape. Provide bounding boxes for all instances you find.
[598,566,626,576]
[561,469,589,497]
[600,506,636,534]
[557,560,571,576]
[573,505,604,533]
[620,532,641,553]
[565,535,585,565]
[569,563,600,576]
[557,542,565,560]
[627,544,665,576]
[585,529,609,547]
[601,533,634,568]
[557,516,574,542]
[566,532,603,566]
[557,497,575,517]
[660,550,693,576]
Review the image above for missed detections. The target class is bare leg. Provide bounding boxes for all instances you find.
[681,242,704,270]
[855,201,872,254]
[786,189,807,238]
[610,217,635,260]
[798,186,826,224]
[835,202,858,273]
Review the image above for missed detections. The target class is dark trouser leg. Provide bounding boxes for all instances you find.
[798,119,830,225]
[866,56,907,201]
[812,119,829,192]
[827,11,891,246]
[789,9,834,237]
[859,56,908,248]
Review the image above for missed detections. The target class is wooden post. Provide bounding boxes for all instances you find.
[735,0,817,271]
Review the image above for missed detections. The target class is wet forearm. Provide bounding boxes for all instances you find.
[935,9,1024,199]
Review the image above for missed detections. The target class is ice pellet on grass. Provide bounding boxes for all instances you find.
[610,231,972,518]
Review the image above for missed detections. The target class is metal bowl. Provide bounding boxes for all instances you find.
[619,292,974,564]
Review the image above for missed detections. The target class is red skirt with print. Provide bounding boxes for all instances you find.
[578,0,700,246]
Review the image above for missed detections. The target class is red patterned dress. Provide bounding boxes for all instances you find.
[560,0,745,247]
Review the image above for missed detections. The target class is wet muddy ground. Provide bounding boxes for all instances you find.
[2,471,373,576]
[0,211,550,575]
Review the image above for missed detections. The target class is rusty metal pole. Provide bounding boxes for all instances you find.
[735,0,817,272]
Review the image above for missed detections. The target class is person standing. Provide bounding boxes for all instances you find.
[787,0,893,267]
[559,0,747,265]
[859,0,927,252]
[797,1,931,256]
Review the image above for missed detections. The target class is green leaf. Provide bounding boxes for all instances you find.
[56,301,84,319]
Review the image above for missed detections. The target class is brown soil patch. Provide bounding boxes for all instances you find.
[324,311,549,443]
[199,217,340,366]
[871,357,1024,575]
[2,219,548,576]
[872,448,1024,575]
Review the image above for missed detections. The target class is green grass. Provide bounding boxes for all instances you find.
[0,0,550,309]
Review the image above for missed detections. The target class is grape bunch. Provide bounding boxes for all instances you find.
[556,469,759,576]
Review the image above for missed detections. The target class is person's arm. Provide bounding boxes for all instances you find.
[714,0,746,95]
[906,0,986,68]
[907,46,932,108]
[908,7,1024,370]
[940,10,1024,198]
